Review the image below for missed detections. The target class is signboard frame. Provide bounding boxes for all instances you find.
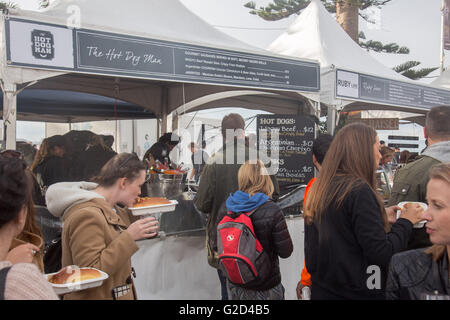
[5,17,320,93]
[335,69,450,110]
[256,114,315,189]
[348,118,399,130]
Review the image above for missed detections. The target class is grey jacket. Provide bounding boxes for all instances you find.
[388,141,450,250]
[388,141,450,205]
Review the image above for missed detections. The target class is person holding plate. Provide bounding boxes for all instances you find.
[0,155,58,300]
[303,123,424,300]
[46,153,158,300]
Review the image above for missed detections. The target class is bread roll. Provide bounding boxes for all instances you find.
[49,266,101,284]
[404,202,421,210]
[133,197,171,208]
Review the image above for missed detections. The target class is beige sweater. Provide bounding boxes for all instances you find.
[0,261,59,300]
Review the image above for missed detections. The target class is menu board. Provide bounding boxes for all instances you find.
[256,115,315,188]
[75,30,319,91]
[5,18,320,93]
[336,69,450,110]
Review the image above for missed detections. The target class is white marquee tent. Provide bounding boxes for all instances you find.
[0,0,313,300]
[1,0,321,149]
[268,0,450,132]
[432,68,450,90]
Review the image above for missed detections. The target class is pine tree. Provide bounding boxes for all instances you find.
[245,0,437,80]
[0,1,17,12]
[39,0,49,8]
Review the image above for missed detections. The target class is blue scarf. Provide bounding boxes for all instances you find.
[225,190,269,213]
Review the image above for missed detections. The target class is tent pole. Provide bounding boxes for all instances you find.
[172,112,179,131]
[2,83,17,150]
[156,117,160,139]
[327,105,337,135]
[440,0,446,73]
[133,119,138,154]
[161,86,169,135]
[115,120,118,152]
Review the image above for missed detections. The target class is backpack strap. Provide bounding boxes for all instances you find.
[0,266,12,300]
[226,208,258,217]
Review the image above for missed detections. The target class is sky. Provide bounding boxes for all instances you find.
[5,0,448,148]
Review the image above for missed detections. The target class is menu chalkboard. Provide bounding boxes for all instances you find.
[256,115,315,189]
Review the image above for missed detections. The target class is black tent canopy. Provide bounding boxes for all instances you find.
[0,89,156,123]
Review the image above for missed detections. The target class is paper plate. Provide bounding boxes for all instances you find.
[45,267,109,296]
[397,201,428,228]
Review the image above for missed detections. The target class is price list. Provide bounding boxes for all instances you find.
[257,115,315,188]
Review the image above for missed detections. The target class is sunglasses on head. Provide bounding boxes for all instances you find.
[0,149,24,160]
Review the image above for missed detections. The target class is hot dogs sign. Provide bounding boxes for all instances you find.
[31,29,55,60]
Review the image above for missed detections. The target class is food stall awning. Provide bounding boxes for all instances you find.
[0,89,156,123]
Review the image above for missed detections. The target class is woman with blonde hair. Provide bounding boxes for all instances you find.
[386,162,450,300]
[212,160,293,300]
[304,123,424,300]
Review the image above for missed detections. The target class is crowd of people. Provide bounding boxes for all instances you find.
[0,105,448,300]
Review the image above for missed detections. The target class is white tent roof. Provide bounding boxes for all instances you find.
[268,0,406,81]
[34,0,266,55]
[267,0,439,119]
[2,0,319,117]
[431,69,450,90]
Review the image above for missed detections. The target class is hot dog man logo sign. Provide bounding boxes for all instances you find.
[31,29,55,60]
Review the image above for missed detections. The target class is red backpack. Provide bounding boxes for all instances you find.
[217,209,270,286]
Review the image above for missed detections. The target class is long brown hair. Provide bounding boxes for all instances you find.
[30,138,50,172]
[304,123,387,229]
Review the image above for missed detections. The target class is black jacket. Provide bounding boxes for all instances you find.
[144,142,171,164]
[213,200,293,291]
[194,141,280,268]
[72,146,117,181]
[35,156,69,187]
[386,248,450,300]
[305,180,413,300]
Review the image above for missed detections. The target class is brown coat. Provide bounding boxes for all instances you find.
[61,198,139,300]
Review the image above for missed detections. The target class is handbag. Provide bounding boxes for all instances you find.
[43,235,62,274]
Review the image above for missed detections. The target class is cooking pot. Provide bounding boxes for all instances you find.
[142,171,186,198]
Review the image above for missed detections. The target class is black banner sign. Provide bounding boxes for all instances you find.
[75,30,320,92]
[388,135,419,141]
[6,18,320,92]
[256,115,315,189]
[388,143,419,149]
[336,69,450,110]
